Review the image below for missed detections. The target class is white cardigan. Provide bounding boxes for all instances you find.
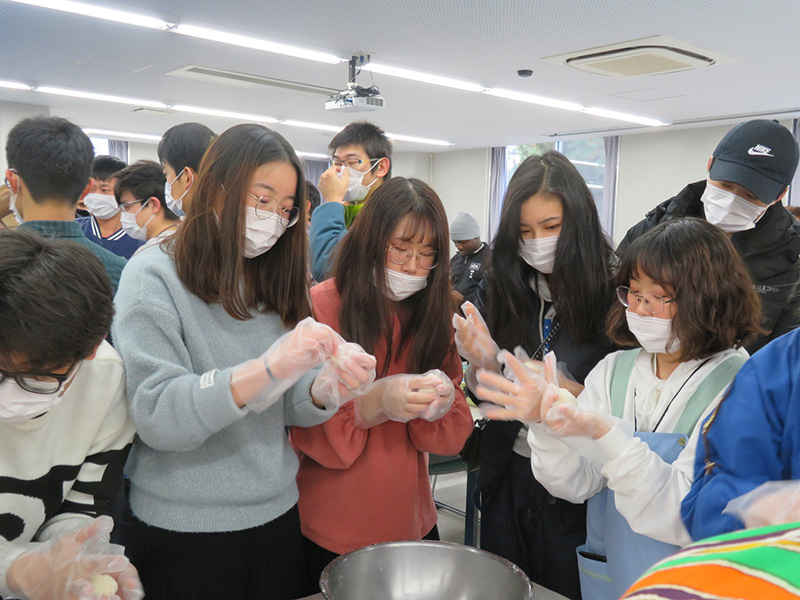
[527,347,748,547]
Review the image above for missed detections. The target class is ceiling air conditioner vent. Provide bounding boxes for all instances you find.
[167,65,338,96]
[543,35,734,77]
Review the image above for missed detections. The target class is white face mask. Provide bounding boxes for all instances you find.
[343,161,380,203]
[0,366,78,424]
[701,183,767,233]
[243,205,286,258]
[165,168,188,216]
[385,268,428,301]
[84,193,120,220]
[519,236,559,274]
[625,311,680,355]
[120,203,155,241]
[8,188,23,224]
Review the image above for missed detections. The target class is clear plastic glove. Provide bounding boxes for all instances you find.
[540,383,611,439]
[310,341,378,409]
[6,516,143,600]
[231,317,338,412]
[476,350,548,422]
[723,481,800,529]
[452,301,501,372]
[355,371,455,427]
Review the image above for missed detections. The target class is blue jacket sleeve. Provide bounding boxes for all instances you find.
[309,202,347,282]
[681,331,800,541]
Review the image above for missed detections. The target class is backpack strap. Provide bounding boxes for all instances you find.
[672,355,746,434]
[609,349,641,419]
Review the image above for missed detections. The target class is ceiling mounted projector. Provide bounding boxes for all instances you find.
[325,55,384,113]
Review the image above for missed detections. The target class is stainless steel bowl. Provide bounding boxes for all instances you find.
[320,540,534,600]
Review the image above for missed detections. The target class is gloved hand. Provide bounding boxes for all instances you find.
[476,350,548,422]
[540,383,610,440]
[452,301,501,372]
[355,371,455,427]
[6,516,143,600]
[310,340,378,409]
[723,481,800,529]
[231,317,338,412]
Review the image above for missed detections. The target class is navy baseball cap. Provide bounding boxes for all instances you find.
[709,120,799,203]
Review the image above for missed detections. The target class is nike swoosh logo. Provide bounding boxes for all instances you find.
[748,147,774,157]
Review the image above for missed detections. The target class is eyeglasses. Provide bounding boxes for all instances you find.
[248,193,300,228]
[4,168,18,190]
[0,362,79,395]
[330,157,381,169]
[616,286,675,315]
[387,243,438,270]
[120,199,146,213]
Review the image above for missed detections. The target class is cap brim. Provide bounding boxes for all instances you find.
[709,158,785,203]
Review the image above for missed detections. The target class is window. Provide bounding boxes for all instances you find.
[90,137,110,156]
[506,137,614,235]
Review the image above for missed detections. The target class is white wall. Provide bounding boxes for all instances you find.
[0,101,51,173]
[128,141,159,164]
[431,148,491,254]
[391,151,431,183]
[614,120,793,244]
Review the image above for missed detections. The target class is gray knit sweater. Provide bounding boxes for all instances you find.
[112,246,333,533]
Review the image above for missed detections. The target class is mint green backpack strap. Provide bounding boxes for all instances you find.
[673,355,747,434]
[609,349,641,419]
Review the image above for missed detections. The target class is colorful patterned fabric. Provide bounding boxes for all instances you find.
[622,522,800,599]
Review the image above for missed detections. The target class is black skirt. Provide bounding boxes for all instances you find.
[128,505,306,600]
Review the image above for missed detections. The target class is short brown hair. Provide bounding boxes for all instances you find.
[607,218,764,360]
[172,123,310,324]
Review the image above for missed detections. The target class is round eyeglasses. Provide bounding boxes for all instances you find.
[248,193,300,228]
[0,362,79,395]
[616,286,675,316]
[386,243,438,270]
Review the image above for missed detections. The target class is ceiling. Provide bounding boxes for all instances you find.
[1,0,799,155]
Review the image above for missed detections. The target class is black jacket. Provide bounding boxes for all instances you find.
[450,243,490,306]
[472,276,616,504]
[618,180,800,354]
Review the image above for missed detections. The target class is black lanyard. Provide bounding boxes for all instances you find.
[633,357,711,433]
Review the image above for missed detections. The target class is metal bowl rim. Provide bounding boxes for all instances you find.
[319,540,533,599]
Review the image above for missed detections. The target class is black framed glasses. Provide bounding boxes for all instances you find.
[386,243,438,270]
[248,193,300,228]
[330,157,381,169]
[4,168,18,190]
[616,286,675,316]
[0,362,79,395]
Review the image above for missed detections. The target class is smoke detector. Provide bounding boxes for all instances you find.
[543,35,735,77]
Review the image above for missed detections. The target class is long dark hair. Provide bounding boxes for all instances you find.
[172,123,310,324]
[486,151,614,350]
[333,177,453,376]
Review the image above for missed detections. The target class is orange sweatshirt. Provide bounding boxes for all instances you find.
[291,279,473,554]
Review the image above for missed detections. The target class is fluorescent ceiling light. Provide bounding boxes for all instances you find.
[171,25,344,65]
[297,152,330,160]
[587,184,603,189]
[571,159,600,167]
[7,0,171,29]
[3,79,454,147]
[386,133,452,147]
[582,107,669,127]
[484,88,584,112]
[364,63,486,93]
[171,104,279,124]
[0,79,32,90]
[36,86,169,109]
[280,120,342,133]
[83,128,162,142]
